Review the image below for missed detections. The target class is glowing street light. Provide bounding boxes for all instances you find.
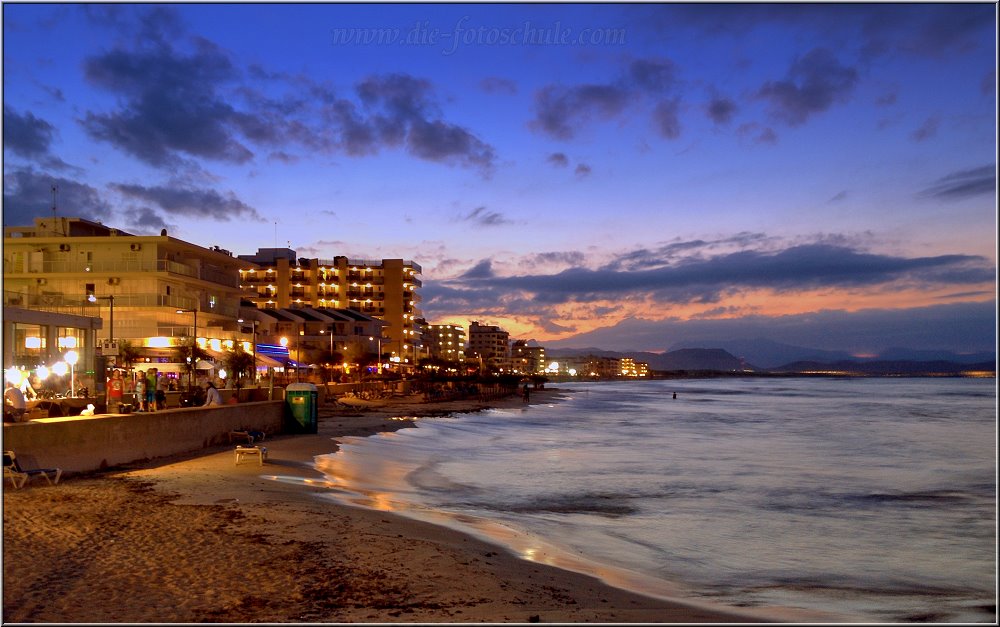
[65,350,79,397]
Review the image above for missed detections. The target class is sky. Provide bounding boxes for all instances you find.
[2,2,997,355]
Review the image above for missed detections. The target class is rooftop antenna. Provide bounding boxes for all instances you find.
[51,184,65,235]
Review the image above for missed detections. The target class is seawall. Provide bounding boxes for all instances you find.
[3,401,285,474]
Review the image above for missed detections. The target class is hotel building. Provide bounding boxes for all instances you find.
[237,249,422,364]
[3,217,252,377]
[423,323,466,365]
[468,321,510,372]
[511,339,546,375]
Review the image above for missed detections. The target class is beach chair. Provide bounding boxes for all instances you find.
[234,445,267,466]
[3,450,62,489]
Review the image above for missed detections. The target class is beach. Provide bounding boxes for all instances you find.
[3,388,761,623]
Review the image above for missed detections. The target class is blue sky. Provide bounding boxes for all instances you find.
[3,3,996,354]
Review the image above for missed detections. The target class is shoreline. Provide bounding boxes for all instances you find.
[4,387,788,623]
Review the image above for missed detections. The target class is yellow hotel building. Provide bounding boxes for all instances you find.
[3,217,252,374]
[237,249,422,364]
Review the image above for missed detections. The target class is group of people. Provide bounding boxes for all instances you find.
[106,369,225,411]
[107,368,168,412]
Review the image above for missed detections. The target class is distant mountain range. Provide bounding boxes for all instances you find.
[547,338,996,375]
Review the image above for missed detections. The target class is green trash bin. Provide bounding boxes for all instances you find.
[285,383,318,434]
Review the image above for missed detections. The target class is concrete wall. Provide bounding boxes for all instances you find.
[3,401,285,475]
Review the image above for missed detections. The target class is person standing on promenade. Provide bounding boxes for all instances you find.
[155,371,167,410]
[203,381,222,406]
[107,370,124,413]
[145,369,158,413]
[522,383,530,403]
[135,375,146,412]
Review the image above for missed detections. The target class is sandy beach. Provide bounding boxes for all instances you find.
[4,388,764,623]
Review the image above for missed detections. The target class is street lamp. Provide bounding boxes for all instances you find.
[176,308,198,389]
[369,335,382,372]
[238,318,259,383]
[280,336,289,382]
[64,350,79,397]
[88,294,115,347]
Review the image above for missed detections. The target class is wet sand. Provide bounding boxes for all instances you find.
[3,389,768,623]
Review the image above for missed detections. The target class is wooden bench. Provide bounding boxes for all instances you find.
[234,445,267,466]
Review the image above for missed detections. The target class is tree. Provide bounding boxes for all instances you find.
[222,344,256,388]
[116,339,142,371]
[172,337,210,390]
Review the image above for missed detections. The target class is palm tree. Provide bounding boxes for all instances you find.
[222,344,256,389]
[116,339,142,371]
[172,336,210,390]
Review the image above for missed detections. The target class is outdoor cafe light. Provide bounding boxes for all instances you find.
[5,366,23,385]
[36,365,50,380]
[218,368,227,380]
[51,362,68,377]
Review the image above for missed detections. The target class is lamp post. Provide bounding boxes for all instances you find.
[369,335,382,373]
[176,308,198,389]
[65,350,79,397]
[238,318,259,383]
[280,336,290,384]
[88,294,115,347]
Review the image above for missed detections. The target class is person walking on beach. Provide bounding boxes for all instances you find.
[522,383,530,403]
[203,381,222,406]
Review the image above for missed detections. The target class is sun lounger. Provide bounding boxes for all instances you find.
[234,445,267,466]
[228,430,266,445]
[3,450,62,489]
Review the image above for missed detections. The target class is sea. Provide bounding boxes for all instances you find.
[311,377,997,623]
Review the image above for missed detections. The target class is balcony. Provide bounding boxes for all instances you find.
[7,258,240,288]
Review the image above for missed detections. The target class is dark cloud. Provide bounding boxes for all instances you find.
[652,99,682,139]
[531,57,683,140]
[546,301,996,355]
[706,97,737,125]
[2,167,112,226]
[331,73,497,172]
[910,115,940,142]
[78,8,495,175]
[628,58,676,93]
[547,152,569,167]
[918,165,996,200]
[460,206,511,227]
[982,70,996,96]
[445,244,993,308]
[3,106,55,158]
[574,163,593,178]
[120,206,170,233]
[757,48,858,126]
[480,77,518,95]
[829,190,848,203]
[736,122,778,145]
[532,83,630,139]
[653,4,993,61]
[110,182,264,222]
[81,37,254,167]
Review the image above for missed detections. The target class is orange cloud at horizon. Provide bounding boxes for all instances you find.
[433,282,994,344]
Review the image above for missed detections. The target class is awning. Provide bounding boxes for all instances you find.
[255,354,283,368]
[195,359,215,370]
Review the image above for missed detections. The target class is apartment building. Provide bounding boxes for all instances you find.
[3,217,252,373]
[511,339,546,374]
[424,323,466,365]
[619,357,649,377]
[468,321,510,372]
[238,249,422,364]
